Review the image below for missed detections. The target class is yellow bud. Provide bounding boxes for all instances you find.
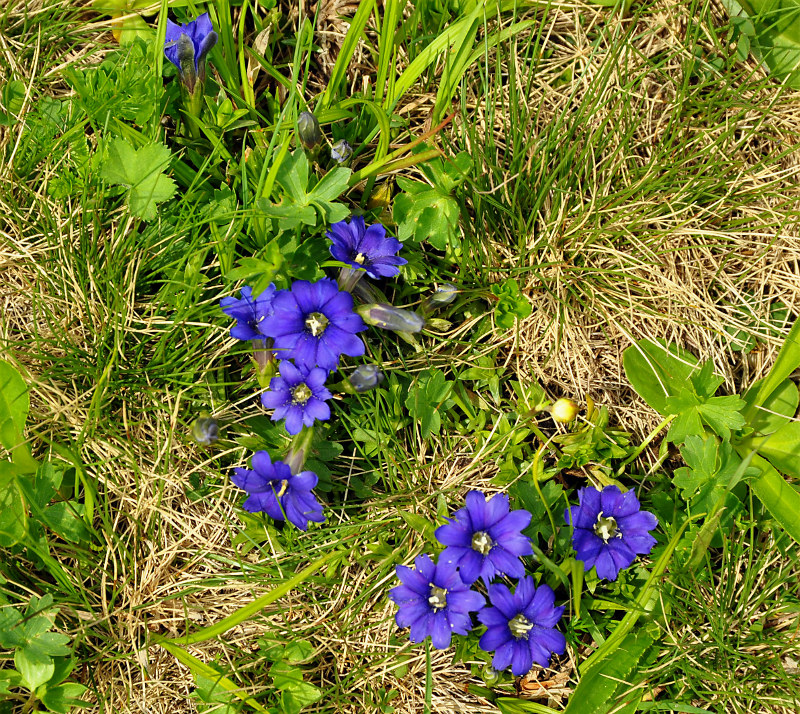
[551,398,580,423]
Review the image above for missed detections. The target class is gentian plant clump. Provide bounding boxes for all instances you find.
[388,486,658,680]
[220,176,429,530]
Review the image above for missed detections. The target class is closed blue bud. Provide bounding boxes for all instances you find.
[358,303,425,334]
[297,111,321,150]
[192,415,219,445]
[331,139,353,163]
[422,283,457,314]
[349,365,385,392]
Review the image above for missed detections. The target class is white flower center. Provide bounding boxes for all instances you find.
[509,614,534,639]
[593,511,621,542]
[291,383,312,405]
[353,252,367,264]
[275,479,289,498]
[428,585,447,611]
[471,531,493,555]
[305,312,329,337]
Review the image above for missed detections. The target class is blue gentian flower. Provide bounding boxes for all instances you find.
[259,279,366,371]
[231,451,324,531]
[435,491,533,585]
[478,577,566,676]
[220,285,276,342]
[389,554,485,650]
[564,485,658,581]
[164,13,218,92]
[261,361,332,435]
[327,216,407,280]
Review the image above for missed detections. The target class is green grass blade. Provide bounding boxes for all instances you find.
[156,639,271,713]
[743,316,800,421]
[160,548,345,645]
[317,0,376,112]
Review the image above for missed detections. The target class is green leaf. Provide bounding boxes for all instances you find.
[0,669,22,695]
[0,605,24,648]
[0,80,25,126]
[398,511,436,545]
[674,434,717,497]
[15,645,54,691]
[725,0,800,87]
[745,451,800,544]
[405,368,453,439]
[622,340,700,415]
[664,390,745,443]
[40,683,91,713]
[742,315,800,421]
[261,151,351,230]
[743,377,799,435]
[100,137,176,221]
[563,630,657,714]
[751,422,800,478]
[509,479,564,544]
[491,279,532,328]
[0,462,27,547]
[270,661,322,713]
[0,359,30,447]
[393,186,460,250]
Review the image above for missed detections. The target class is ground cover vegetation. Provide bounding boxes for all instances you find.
[1,0,800,712]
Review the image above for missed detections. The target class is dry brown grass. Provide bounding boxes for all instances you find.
[2,0,800,713]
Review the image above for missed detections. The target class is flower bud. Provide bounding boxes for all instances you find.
[192,414,219,445]
[297,111,321,150]
[421,283,457,314]
[331,139,353,163]
[551,398,580,424]
[357,303,425,334]
[177,33,198,93]
[349,365,385,393]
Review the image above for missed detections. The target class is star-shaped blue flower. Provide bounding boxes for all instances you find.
[478,577,566,676]
[327,216,407,280]
[231,451,324,531]
[258,279,366,371]
[389,554,485,650]
[220,285,276,342]
[261,361,332,435]
[435,491,533,585]
[564,485,658,581]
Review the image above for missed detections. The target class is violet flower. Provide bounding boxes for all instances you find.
[231,451,324,531]
[478,577,566,676]
[261,361,332,435]
[564,485,658,581]
[327,216,406,280]
[435,491,533,585]
[389,554,485,649]
[220,285,276,342]
[258,279,366,371]
[164,13,218,94]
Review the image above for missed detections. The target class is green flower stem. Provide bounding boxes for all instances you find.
[285,426,315,473]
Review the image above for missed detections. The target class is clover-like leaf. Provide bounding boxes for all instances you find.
[100,137,176,221]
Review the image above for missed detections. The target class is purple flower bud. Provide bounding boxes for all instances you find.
[192,415,219,445]
[349,365,385,393]
[358,303,424,334]
[422,283,457,314]
[164,14,218,94]
[331,139,352,163]
[297,111,321,150]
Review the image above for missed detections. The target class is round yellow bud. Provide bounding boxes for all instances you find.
[551,398,580,423]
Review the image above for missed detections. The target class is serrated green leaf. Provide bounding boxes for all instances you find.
[696,395,746,440]
[674,434,716,496]
[100,137,176,221]
[405,369,453,439]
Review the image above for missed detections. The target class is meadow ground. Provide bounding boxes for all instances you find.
[1,1,799,713]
